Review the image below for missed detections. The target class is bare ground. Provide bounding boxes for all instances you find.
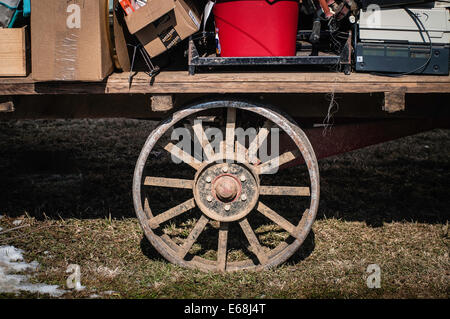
[0,119,448,299]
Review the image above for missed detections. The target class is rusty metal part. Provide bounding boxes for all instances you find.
[132,100,320,272]
[214,175,239,202]
[193,158,260,223]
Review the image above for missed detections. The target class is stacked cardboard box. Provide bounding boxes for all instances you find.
[24,0,200,81]
[123,0,201,58]
[0,26,29,77]
[31,0,114,81]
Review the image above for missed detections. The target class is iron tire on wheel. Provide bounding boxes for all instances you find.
[132,100,320,272]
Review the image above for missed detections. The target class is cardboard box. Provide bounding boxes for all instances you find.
[124,0,175,34]
[0,26,29,77]
[31,0,114,81]
[125,0,201,58]
[113,0,133,72]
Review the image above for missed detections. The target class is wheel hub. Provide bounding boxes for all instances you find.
[213,175,239,202]
[193,159,260,222]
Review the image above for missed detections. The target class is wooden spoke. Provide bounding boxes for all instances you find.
[248,120,271,164]
[144,177,194,189]
[235,140,247,163]
[256,202,300,239]
[259,185,310,196]
[239,218,268,265]
[143,197,154,219]
[193,119,215,160]
[218,140,226,158]
[148,198,196,229]
[256,149,301,174]
[226,108,236,158]
[217,222,229,272]
[161,234,182,254]
[179,215,210,259]
[183,123,202,160]
[164,142,201,170]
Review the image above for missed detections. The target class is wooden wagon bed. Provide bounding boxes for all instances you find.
[0,71,449,95]
[0,71,449,118]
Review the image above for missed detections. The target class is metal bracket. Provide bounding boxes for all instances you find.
[127,42,161,88]
[188,32,351,75]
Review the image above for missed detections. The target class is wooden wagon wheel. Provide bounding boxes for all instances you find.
[132,100,320,272]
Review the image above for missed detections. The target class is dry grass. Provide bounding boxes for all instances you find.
[0,119,448,299]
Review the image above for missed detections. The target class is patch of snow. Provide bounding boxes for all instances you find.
[89,294,100,298]
[96,265,120,278]
[12,219,23,226]
[69,281,85,291]
[0,227,2,232]
[0,245,66,297]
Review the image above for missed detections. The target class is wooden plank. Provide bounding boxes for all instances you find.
[105,71,450,84]
[0,101,15,113]
[383,90,406,113]
[1,71,450,84]
[0,72,449,95]
[150,94,173,112]
[105,72,450,94]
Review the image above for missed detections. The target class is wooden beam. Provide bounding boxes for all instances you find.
[0,72,449,96]
[383,90,406,113]
[0,101,14,113]
[150,94,173,112]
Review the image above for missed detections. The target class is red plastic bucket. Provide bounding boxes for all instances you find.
[213,0,299,57]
